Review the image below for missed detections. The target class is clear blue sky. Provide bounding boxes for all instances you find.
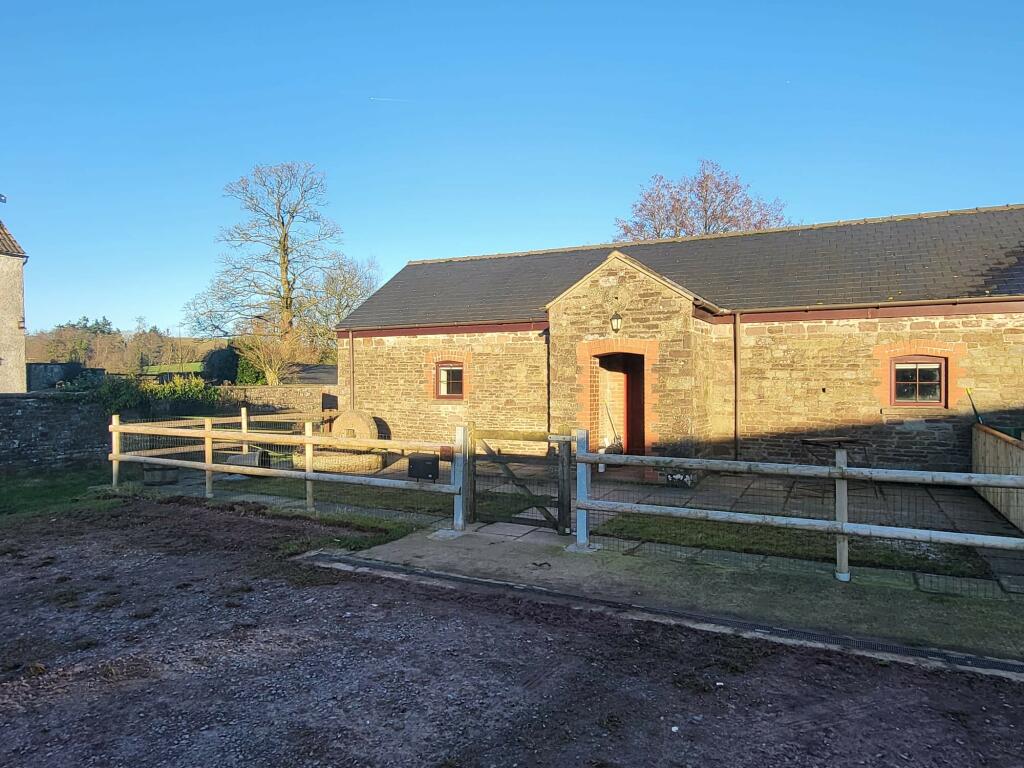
[3,1,1022,332]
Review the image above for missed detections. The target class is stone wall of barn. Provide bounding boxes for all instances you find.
[337,329,549,443]
[710,311,1024,471]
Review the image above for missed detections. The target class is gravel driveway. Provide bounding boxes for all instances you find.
[1,497,1022,767]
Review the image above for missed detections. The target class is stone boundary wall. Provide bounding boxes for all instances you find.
[216,385,339,415]
[0,392,109,469]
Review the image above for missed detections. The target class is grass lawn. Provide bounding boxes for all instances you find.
[0,464,139,520]
[0,463,419,556]
[224,476,554,521]
[254,506,422,555]
[594,513,994,579]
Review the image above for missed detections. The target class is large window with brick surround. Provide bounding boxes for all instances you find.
[891,355,946,406]
[435,362,464,399]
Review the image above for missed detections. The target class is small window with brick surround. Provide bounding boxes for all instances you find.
[891,355,946,406]
[435,362,464,399]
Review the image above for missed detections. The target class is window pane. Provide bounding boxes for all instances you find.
[917,365,941,382]
[917,383,941,401]
[447,369,463,395]
[894,365,917,383]
[895,383,917,401]
[438,366,463,396]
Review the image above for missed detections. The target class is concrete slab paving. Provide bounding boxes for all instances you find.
[331,526,1024,659]
[476,522,539,538]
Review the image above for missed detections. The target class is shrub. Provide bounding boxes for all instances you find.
[235,356,267,385]
[88,376,148,414]
[85,374,232,416]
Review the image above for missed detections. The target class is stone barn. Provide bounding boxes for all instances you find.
[335,205,1024,471]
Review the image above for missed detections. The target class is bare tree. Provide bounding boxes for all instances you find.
[185,162,377,375]
[615,160,789,240]
[232,323,301,386]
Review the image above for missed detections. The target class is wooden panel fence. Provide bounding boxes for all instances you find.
[973,423,1024,534]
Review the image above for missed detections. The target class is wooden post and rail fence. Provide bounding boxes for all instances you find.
[109,413,472,526]
[110,414,1024,582]
[572,427,1024,582]
[110,412,575,533]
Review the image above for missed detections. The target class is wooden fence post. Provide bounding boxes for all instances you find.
[834,446,850,582]
[557,438,572,535]
[305,421,315,513]
[204,417,214,499]
[240,407,249,455]
[465,421,476,524]
[111,414,121,489]
[574,428,591,547]
[452,425,469,531]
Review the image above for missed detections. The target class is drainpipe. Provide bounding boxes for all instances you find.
[348,329,356,410]
[733,312,742,460]
[544,327,552,434]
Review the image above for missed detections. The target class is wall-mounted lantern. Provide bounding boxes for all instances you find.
[609,312,623,333]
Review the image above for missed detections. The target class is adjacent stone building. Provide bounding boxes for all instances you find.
[0,221,27,393]
[336,206,1024,471]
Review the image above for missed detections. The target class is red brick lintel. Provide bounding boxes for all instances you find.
[692,300,1024,324]
[338,321,549,339]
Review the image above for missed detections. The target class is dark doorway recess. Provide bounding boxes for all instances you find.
[597,352,645,455]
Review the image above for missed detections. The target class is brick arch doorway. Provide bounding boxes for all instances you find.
[595,352,645,455]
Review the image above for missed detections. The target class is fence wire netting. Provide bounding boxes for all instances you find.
[584,458,1024,600]
[472,439,562,525]
[117,412,455,527]
[115,415,1024,601]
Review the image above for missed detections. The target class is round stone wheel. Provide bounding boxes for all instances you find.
[329,410,379,439]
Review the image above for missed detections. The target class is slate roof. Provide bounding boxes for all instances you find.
[339,205,1024,329]
[0,220,26,258]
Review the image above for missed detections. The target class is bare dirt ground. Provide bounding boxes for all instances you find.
[1,497,1023,768]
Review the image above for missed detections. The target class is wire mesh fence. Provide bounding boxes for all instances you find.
[581,452,1024,600]
[114,413,458,528]
[112,416,1024,601]
[473,442,561,525]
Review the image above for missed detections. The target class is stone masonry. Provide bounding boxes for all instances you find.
[0,254,27,393]
[0,393,109,468]
[337,329,549,443]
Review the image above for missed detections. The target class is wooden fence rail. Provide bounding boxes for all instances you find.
[109,412,469,527]
[572,428,1024,584]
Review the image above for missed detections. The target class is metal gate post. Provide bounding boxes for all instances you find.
[834,446,850,582]
[557,437,572,534]
[465,421,477,524]
[574,428,591,547]
[452,425,469,531]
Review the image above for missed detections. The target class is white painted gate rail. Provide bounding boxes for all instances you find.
[109,414,471,527]
[572,428,1024,582]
